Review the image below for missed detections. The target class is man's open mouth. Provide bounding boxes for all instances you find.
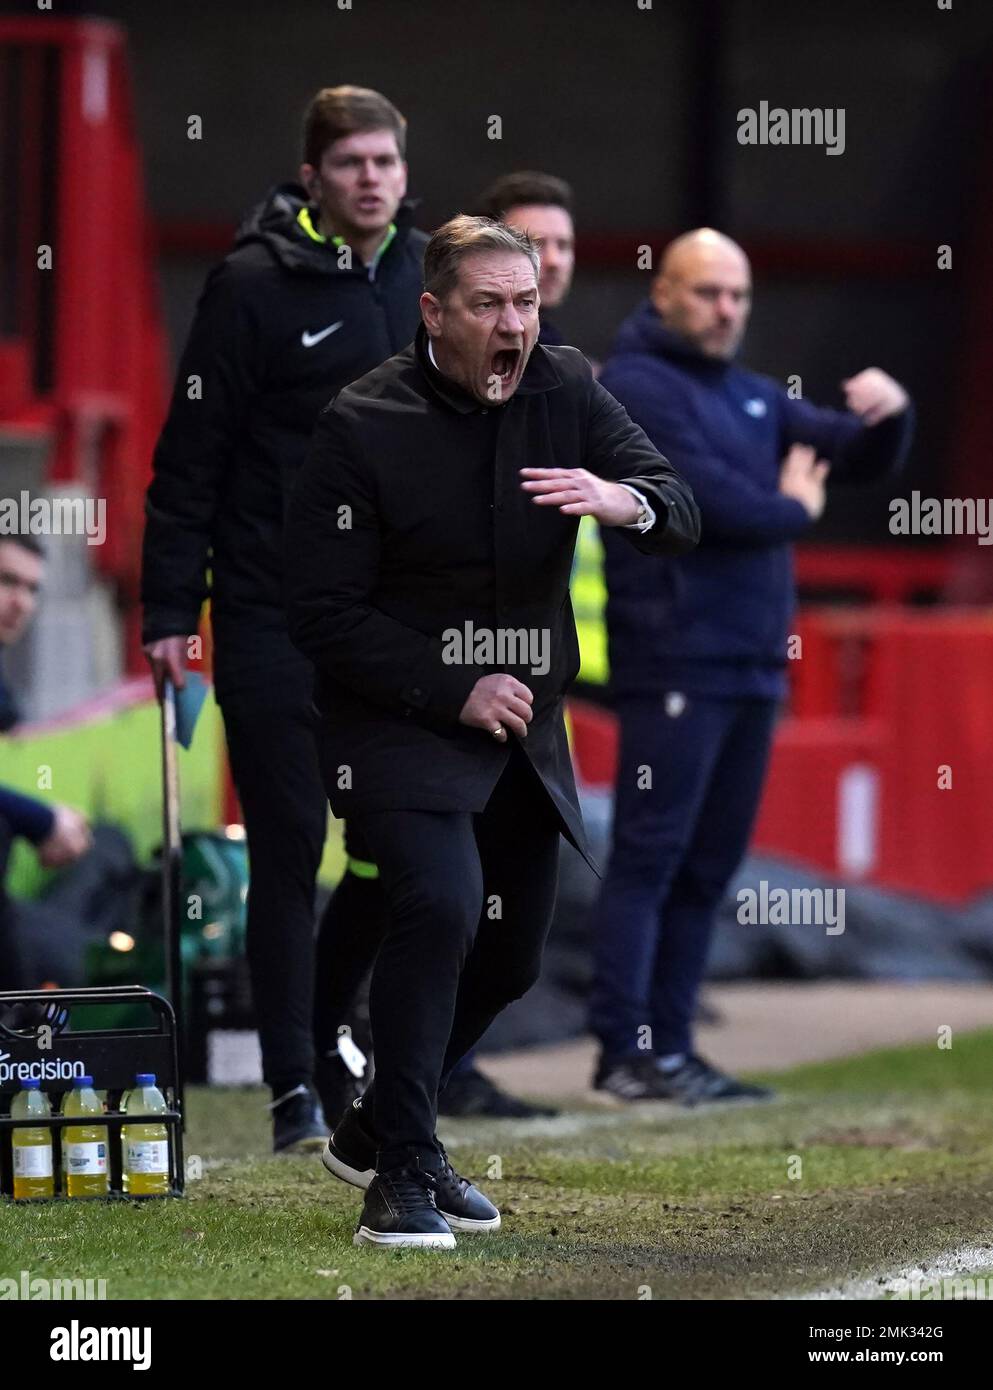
[492,348,521,387]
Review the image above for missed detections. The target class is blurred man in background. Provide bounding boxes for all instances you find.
[474,171,575,346]
[1,534,91,994]
[591,228,914,1103]
[141,85,427,1152]
[0,534,42,735]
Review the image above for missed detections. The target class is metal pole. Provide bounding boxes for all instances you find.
[160,680,185,1125]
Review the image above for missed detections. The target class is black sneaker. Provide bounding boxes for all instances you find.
[269,1083,330,1154]
[323,1100,500,1232]
[655,1054,776,1107]
[354,1163,455,1249]
[435,1144,501,1233]
[313,1050,363,1130]
[322,1097,377,1188]
[438,1065,558,1119]
[592,1052,676,1101]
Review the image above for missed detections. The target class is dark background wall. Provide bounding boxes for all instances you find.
[5,0,987,540]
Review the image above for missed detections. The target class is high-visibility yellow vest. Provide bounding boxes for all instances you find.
[570,515,609,686]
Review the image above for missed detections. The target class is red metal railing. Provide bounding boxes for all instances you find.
[0,17,170,669]
[569,606,993,905]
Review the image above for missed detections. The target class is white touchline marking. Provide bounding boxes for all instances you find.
[787,1239,993,1300]
[438,1105,687,1146]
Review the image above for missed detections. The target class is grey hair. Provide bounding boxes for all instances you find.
[423,214,540,300]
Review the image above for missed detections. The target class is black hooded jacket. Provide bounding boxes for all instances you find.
[141,183,428,698]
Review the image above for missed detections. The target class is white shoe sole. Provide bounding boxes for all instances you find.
[446,1212,501,1233]
[353,1227,456,1249]
[323,1142,501,1233]
[322,1141,374,1189]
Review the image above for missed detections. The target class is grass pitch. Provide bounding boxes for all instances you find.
[2,1030,992,1300]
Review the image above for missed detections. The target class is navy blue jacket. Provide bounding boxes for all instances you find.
[0,785,55,843]
[0,654,19,733]
[0,655,55,843]
[599,301,914,699]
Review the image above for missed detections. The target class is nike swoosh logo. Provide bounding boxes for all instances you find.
[301,321,344,348]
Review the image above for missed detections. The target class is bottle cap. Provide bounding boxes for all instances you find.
[76,1075,94,1087]
[135,1073,156,1085]
[22,1078,41,1089]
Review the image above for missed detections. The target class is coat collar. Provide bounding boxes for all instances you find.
[414,323,563,415]
[612,300,736,379]
[235,186,422,278]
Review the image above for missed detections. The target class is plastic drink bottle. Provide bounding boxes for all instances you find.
[62,1076,109,1197]
[121,1073,170,1196]
[11,1079,54,1200]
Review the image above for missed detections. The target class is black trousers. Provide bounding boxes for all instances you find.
[312,819,385,1062]
[221,688,328,1095]
[314,823,481,1081]
[345,739,562,1171]
[222,684,416,1093]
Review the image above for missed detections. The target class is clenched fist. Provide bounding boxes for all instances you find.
[38,804,92,868]
[143,634,190,699]
[842,368,909,427]
[459,673,534,743]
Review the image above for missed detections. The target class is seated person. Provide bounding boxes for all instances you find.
[0,532,91,991]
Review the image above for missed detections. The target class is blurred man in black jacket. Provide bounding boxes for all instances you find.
[285,216,699,1246]
[141,86,427,1152]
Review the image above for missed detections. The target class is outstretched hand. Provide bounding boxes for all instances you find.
[520,468,640,526]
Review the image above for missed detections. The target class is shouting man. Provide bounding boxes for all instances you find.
[285,216,699,1247]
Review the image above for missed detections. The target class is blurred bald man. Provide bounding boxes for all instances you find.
[590,229,914,1102]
